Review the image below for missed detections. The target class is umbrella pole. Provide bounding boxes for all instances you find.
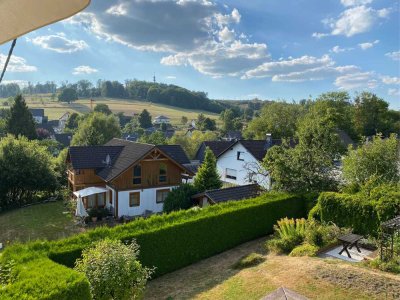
[0,39,17,84]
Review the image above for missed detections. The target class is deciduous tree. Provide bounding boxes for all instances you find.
[138,109,152,129]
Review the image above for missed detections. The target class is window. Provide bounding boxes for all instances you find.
[226,168,237,180]
[159,163,167,183]
[133,164,141,185]
[129,192,140,207]
[237,151,244,161]
[156,189,170,203]
[97,193,105,207]
[87,195,95,208]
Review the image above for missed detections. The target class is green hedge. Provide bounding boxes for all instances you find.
[316,186,400,235]
[0,258,90,300]
[1,192,308,298]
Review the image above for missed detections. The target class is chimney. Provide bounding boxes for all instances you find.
[265,133,272,149]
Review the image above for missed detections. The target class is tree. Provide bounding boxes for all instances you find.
[181,116,188,125]
[245,102,302,139]
[75,239,153,300]
[36,128,51,140]
[353,92,390,137]
[0,135,58,209]
[65,112,80,132]
[194,147,222,192]
[168,130,218,159]
[163,184,199,213]
[199,117,216,131]
[139,131,166,145]
[58,87,78,103]
[71,112,121,146]
[6,95,37,139]
[94,103,112,115]
[264,110,342,192]
[76,80,93,98]
[220,109,236,132]
[138,109,152,128]
[343,134,399,188]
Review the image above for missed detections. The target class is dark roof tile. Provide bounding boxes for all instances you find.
[193,184,261,204]
[68,146,124,170]
[157,144,190,165]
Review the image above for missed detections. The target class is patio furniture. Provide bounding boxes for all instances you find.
[338,233,362,258]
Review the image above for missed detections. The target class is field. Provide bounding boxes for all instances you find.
[0,95,220,125]
[144,238,400,300]
[0,201,83,245]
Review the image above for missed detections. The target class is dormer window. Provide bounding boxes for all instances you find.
[133,164,141,185]
[237,151,244,161]
[159,163,167,183]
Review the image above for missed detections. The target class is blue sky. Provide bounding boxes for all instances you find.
[0,0,399,108]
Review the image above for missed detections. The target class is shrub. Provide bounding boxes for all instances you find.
[369,258,400,274]
[163,183,199,213]
[75,239,153,300]
[289,243,319,257]
[232,253,265,269]
[266,218,306,254]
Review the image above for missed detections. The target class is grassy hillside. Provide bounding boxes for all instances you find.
[0,95,220,125]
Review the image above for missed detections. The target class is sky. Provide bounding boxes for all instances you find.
[0,0,399,108]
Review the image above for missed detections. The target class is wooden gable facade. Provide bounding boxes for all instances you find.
[110,148,186,190]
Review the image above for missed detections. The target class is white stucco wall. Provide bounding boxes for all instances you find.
[216,143,271,189]
[117,186,176,217]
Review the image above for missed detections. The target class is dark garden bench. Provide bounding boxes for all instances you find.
[338,233,363,258]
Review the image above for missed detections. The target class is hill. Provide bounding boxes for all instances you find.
[0,95,220,125]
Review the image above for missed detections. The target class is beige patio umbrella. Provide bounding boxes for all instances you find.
[0,0,90,82]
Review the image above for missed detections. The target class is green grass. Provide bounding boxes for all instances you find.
[0,95,220,125]
[0,201,82,245]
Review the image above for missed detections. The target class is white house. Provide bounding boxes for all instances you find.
[67,139,194,218]
[153,115,170,125]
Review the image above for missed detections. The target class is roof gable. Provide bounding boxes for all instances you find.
[193,184,260,204]
[195,140,235,161]
[157,145,191,165]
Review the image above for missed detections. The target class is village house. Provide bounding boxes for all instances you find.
[29,108,45,124]
[153,115,170,125]
[67,139,193,218]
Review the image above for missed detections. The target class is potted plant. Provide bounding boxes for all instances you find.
[88,208,99,222]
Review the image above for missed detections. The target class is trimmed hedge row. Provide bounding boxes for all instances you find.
[1,192,309,298]
[315,187,400,235]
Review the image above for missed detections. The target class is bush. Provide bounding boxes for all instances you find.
[232,253,265,269]
[1,192,309,297]
[289,243,319,257]
[314,184,400,236]
[163,184,198,213]
[266,218,306,254]
[75,239,153,300]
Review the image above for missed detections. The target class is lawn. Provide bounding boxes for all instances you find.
[0,201,83,245]
[144,238,400,300]
[0,95,220,125]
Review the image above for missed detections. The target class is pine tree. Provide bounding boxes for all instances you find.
[194,147,222,192]
[6,95,37,139]
[138,109,152,128]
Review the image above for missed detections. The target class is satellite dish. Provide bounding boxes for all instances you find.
[104,154,111,167]
[0,0,91,45]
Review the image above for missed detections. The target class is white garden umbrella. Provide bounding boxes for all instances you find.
[73,186,108,217]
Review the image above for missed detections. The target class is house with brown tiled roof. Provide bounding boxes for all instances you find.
[67,138,193,218]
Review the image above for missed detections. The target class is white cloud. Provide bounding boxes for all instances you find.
[0,54,37,72]
[27,33,88,53]
[381,76,400,85]
[314,5,390,38]
[165,75,176,79]
[72,65,99,75]
[334,71,377,89]
[330,45,353,53]
[358,39,379,50]
[385,51,400,61]
[340,0,373,7]
[64,1,264,78]
[388,88,400,96]
[242,54,364,84]
[161,40,268,77]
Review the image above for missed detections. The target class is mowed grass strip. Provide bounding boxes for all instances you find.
[0,201,83,244]
[1,96,220,124]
